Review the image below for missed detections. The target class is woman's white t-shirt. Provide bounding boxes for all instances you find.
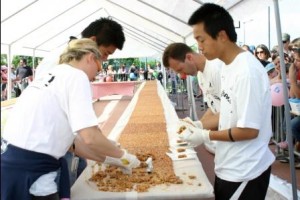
[3,64,98,195]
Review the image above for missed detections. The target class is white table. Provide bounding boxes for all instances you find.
[71,81,214,199]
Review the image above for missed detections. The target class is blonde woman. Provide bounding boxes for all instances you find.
[1,38,140,200]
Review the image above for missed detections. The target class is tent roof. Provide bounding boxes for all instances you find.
[1,0,274,59]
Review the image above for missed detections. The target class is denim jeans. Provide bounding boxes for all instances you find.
[291,116,300,141]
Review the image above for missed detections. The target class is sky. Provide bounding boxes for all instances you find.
[235,0,300,49]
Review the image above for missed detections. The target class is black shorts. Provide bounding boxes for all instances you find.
[214,166,271,200]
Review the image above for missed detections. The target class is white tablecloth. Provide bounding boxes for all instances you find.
[71,81,214,199]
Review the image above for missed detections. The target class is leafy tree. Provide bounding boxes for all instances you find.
[1,55,43,68]
[1,54,7,65]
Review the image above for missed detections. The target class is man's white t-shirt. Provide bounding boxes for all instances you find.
[197,59,222,154]
[215,51,275,182]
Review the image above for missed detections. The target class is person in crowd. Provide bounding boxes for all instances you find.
[167,68,177,94]
[146,64,154,80]
[157,71,163,85]
[276,38,300,163]
[152,69,158,80]
[242,44,252,54]
[179,4,275,199]
[288,39,300,158]
[254,44,271,67]
[282,33,292,57]
[155,62,161,71]
[163,42,223,154]
[192,75,202,98]
[129,64,138,81]
[1,65,9,101]
[264,61,286,150]
[34,17,126,187]
[143,65,149,81]
[118,64,127,81]
[1,38,140,200]
[155,62,163,84]
[179,72,187,93]
[1,65,18,101]
[265,62,278,82]
[270,54,292,86]
[15,58,33,94]
[269,45,279,62]
[105,65,116,82]
[139,67,145,81]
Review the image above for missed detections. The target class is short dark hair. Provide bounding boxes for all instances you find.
[162,43,193,68]
[188,3,237,42]
[81,17,125,50]
[20,58,27,64]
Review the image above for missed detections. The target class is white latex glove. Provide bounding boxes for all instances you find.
[104,149,141,174]
[178,126,210,147]
[181,117,203,128]
[176,117,202,135]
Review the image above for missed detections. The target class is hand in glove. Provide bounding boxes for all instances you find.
[177,117,203,134]
[104,149,141,174]
[178,126,210,147]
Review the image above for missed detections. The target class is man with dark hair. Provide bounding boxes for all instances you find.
[34,17,126,187]
[163,42,222,154]
[178,3,275,199]
[16,58,33,95]
[35,17,125,78]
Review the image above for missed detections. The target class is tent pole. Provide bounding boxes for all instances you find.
[32,49,36,79]
[273,0,298,199]
[183,38,198,121]
[268,6,271,50]
[7,45,12,100]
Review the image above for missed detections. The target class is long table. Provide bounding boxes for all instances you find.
[71,81,214,199]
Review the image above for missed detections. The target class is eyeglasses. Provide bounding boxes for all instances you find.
[256,51,265,54]
[282,41,287,44]
[292,48,300,53]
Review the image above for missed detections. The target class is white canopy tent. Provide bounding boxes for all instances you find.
[1,0,298,199]
[1,0,277,59]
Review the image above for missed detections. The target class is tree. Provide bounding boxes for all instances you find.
[1,54,7,65]
[1,54,44,68]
